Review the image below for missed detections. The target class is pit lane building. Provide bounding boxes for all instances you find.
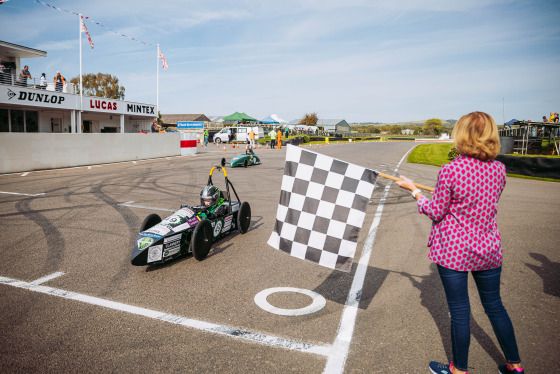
[0,40,156,133]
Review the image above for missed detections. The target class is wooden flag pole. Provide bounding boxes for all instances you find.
[377,172,435,193]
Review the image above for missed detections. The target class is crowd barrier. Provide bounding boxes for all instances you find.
[0,133,182,174]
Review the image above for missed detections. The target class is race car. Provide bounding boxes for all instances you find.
[230,148,261,168]
[131,158,251,266]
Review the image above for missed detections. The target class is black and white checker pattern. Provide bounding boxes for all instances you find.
[267,145,378,272]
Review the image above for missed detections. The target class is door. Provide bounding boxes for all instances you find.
[236,128,247,142]
[51,118,62,133]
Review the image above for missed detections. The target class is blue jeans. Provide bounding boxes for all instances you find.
[437,265,521,371]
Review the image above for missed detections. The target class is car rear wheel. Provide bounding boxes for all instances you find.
[214,137,222,144]
[140,214,162,231]
[237,202,251,234]
[190,219,213,260]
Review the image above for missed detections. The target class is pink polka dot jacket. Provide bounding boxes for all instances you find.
[417,155,506,271]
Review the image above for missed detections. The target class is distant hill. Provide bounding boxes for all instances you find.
[350,119,457,127]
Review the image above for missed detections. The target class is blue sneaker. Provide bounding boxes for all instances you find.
[429,361,467,374]
[498,364,524,374]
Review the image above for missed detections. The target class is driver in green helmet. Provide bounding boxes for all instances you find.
[191,185,228,220]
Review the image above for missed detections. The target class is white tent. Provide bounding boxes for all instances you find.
[261,114,287,124]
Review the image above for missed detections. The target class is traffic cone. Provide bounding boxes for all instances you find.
[231,143,234,148]
[266,144,269,149]
[223,146,226,152]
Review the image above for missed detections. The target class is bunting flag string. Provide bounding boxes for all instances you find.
[34,0,157,47]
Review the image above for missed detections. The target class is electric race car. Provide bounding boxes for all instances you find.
[229,148,261,168]
[131,159,251,266]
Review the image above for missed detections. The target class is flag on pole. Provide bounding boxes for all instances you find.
[158,48,168,70]
[80,17,94,49]
[267,145,378,272]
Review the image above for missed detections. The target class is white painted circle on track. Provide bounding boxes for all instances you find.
[254,287,326,316]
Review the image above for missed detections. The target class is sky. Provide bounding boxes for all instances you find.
[0,0,559,124]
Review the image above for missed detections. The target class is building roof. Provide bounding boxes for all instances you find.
[160,114,211,125]
[0,40,47,59]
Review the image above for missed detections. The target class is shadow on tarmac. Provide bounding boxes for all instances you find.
[525,253,560,298]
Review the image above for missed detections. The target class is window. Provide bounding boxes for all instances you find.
[11,110,24,132]
[0,109,8,132]
[25,111,38,132]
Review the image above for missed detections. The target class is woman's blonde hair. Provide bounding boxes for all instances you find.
[452,111,500,161]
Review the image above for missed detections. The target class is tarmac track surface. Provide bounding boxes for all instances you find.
[0,142,558,373]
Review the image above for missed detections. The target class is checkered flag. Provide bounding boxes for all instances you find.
[268,145,378,272]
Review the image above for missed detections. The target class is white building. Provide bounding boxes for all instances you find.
[0,40,156,134]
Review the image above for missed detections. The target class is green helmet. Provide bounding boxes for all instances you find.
[200,185,221,209]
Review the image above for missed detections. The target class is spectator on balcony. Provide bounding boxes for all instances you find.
[54,71,67,92]
[151,120,159,133]
[39,73,47,89]
[18,65,32,87]
[0,63,9,85]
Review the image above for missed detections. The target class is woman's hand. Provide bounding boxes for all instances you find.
[396,176,416,192]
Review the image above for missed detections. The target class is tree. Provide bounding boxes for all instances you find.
[423,118,443,135]
[70,73,125,100]
[300,112,318,126]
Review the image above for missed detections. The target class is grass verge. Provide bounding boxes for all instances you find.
[407,144,560,182]
[407,143,454,167]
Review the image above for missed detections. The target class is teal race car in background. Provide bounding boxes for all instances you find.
[230,150,262,168]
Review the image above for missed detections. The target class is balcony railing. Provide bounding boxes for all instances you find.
[0,73,77,94]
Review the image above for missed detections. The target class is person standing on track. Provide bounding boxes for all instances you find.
[396,111,524,374]
[277,129,282,149]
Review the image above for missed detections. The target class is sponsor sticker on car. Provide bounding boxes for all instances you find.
[163,246,180,258]
[213,221,223,236]
[164,234,182,244]
[139,232,163,240]
[144,224,171,236]
[147,245,163,263]
[222,215,233,232]
[137,237,154,251]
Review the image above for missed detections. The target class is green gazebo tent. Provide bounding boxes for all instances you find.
[223,111,257,123]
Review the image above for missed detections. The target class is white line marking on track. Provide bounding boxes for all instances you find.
[21,172,29,176]
[323,145,417,374]
[254,287,326,316]
[132,161,137,164]
[88,166,92,170]
[0,274,331,356]
[30,272,65,285]
[117,201,177,212]
[0,191,45,197]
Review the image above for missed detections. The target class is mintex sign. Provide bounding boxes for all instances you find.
[177,121,204,129]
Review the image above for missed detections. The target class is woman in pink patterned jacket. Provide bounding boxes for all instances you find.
[397,112,524,374]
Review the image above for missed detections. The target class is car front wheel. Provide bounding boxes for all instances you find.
[190,219,213,260]
[214,137,222,144]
